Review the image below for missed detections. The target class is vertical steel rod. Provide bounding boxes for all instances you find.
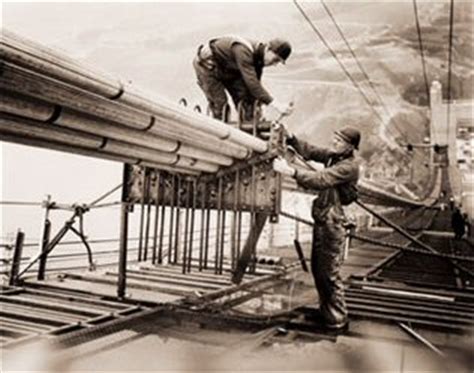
[204,203,211,269]
[182,180,191,274]
[158,187,166,264]
[143,170,152,262]
[138,169,147,262]
[168,175,176,264]
[188,179,197,273]
[214,178,223,274]
[9,230,25,286]
[199,183,206,271]
[37,194,52,281]
[117,202,129,298]
[249,164,257,273]
[230,172,237,270]
[219,208,226,275]
[152,172,161,265]
[173,176,182,264]
[237,194,242,264]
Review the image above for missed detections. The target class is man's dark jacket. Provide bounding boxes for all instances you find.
[288,137,360,222]
[209,36,273,104]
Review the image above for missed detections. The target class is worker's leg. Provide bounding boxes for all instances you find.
[311,225,329,307]
[193,57,228,119]
[224,78,255,121]
[312,216,347,327]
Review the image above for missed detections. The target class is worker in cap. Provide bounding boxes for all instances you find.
[273,125,361,331]
[193,36,292,120]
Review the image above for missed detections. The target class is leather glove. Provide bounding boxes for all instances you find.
[273,157,296,177]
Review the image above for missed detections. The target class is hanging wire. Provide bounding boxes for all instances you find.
[293,0,410,153]
[319,0,410,144]
[412,0,431,106]
[446,0,455,143]
[88,182,123,207]
[293,1,384,124]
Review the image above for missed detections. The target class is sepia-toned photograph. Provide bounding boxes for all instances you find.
[1,1,473,371]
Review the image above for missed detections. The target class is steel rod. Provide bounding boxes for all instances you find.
[143,171,152,262]
[204,206,211,270]
[152,172,161,265]
[198,184,206,272]
[167,175,176,264]
[219,209,226,275]
[188,180,197,273]
[182,180,191,274]
[173,176,182,264]
[158,188,166,264]
[37,195,52,281]
[215,178,223,274]
[137,171,147,262]
[249,165,257,274]
[9,230,25,286]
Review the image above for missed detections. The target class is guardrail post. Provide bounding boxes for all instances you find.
[9,229,25,286]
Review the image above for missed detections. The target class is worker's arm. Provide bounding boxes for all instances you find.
[233,45,273,104]
[294,160,359,190]
[287,136,333,164]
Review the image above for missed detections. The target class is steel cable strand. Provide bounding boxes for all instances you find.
[293,0,410,154]
[320,0,410,144]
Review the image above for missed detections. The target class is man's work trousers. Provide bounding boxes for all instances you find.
[193,56,253,120]
[311,217,348,326]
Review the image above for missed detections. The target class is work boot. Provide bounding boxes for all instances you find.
[325,319,349,333]
[304,308,349,333]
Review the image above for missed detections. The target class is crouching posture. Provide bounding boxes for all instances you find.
[274,126,361,330]
[193,35,292,120]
